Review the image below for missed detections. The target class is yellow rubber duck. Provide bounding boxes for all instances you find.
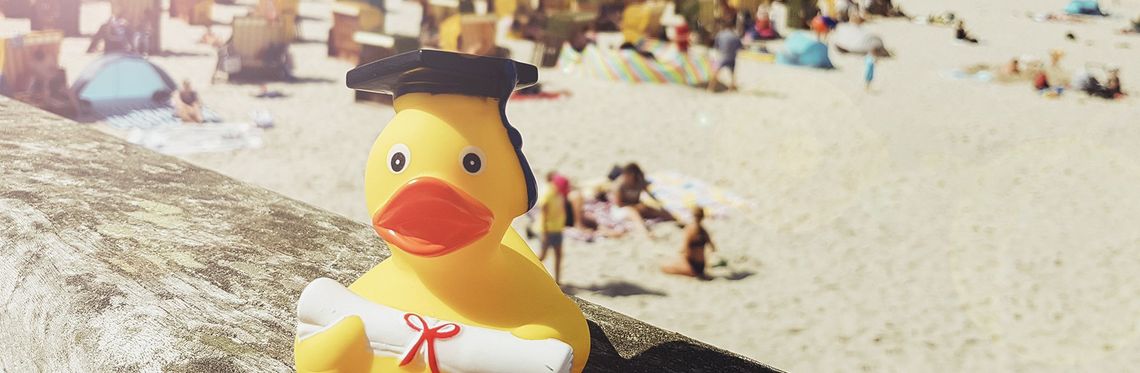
[294,50,589,373]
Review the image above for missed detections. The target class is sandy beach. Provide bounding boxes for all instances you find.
[6,0,1140,370]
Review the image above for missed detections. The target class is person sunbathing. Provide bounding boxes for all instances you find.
[611,163,675,239]
[1085,68,1124,99]
[955,21,979,43]
[175,80,204,123]
[661,207,717,280]
[1003,58,1020,75]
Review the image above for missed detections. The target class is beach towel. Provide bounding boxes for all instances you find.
[557,42,713,85]
[126,122,263,155]
[104,106,222,129]
[944,69,995,83]
[646,171,753,224]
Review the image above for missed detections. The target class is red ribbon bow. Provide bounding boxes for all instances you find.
[399,313,461,373]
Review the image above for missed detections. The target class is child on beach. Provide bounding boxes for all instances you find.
[708,20,743,92]
[864,52,876,91]
[539,173,571,285]
[661,207,718,280]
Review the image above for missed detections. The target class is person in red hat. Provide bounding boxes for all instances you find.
[539,172,572,284]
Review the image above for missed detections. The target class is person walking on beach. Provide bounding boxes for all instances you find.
[708,19,743,92]
[539,173,571,285]
[864,52,877,91]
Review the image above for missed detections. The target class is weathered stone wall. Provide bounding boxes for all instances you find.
[0,98,780,372]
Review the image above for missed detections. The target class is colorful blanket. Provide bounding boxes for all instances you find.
[647,171,753,223]
[557,42,713,85]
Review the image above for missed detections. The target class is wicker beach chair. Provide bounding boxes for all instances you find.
[327,1,384,62]
[226,16,291,80]
[0,30,64,95]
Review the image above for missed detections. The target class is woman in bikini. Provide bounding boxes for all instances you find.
[662,207,717,280]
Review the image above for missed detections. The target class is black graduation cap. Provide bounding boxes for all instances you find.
[346,49,538,99]
[346,49,542,210]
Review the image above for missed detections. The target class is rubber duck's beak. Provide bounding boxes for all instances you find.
[372,177,494,257]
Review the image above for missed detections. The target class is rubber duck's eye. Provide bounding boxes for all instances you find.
[387,144,410,174]
[459,146,485,175]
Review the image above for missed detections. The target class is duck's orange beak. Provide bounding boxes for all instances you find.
[372,177,494,257]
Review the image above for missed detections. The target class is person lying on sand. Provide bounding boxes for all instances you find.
[1003,58,1020,75]
[611,163,676,239]
[661,207,718,280]
[1082,67,1125,99]
[955,21,978,43]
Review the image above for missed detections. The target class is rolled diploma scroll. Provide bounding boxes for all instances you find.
[297,278,574,373]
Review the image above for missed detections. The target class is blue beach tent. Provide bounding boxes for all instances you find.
[776,32,834,69]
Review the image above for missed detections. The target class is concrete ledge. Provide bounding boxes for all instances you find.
[0,98,780,372]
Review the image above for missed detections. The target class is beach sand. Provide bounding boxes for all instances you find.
[9,0,1140,370]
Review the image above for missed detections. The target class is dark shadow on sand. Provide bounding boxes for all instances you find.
[582,321,781,372]
[719,270,755,281]
[562,281,667,297]
[743,89,788,99]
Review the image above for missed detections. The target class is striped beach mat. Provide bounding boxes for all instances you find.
[647,171,754,224]
[557,42,713,86]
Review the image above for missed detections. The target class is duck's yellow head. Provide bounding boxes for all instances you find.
[364,92,533,261]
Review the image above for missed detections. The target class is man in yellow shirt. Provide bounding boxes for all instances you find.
[539,173,570,285]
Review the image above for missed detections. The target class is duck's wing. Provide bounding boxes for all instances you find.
[501,227,549,274]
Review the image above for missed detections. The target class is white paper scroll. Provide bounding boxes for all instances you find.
[296,278,573,373]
